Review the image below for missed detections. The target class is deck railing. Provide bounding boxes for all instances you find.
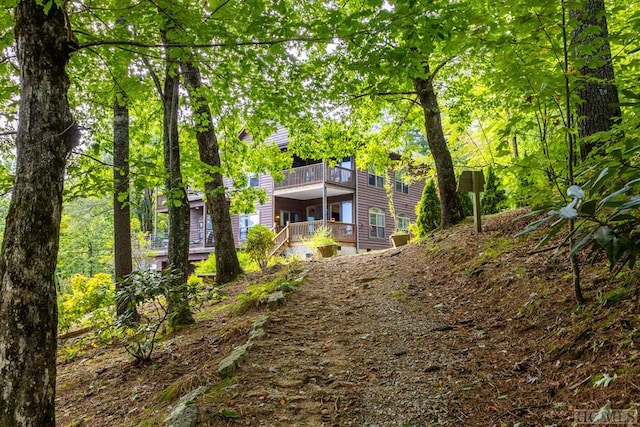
[275,163,355,190]
[150,231,215,250]
[288,220,355,243]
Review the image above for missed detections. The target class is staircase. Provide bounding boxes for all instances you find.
[270,224,290,257]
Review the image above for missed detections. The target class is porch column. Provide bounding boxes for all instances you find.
[322,163,327,228]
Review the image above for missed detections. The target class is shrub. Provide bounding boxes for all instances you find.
[460,192,473,217]
[415,179,441,237]
[115,269,198,364]
[58,273,115,332]
[482,166,507,214]
[194,251,260,275]
[244,224,275,270]
[302,226,336,257]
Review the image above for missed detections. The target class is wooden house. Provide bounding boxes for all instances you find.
[152,125,425,265]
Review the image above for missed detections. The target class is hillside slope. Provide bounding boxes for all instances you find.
[56,210,640,426]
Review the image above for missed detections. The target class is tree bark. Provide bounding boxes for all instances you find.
[570,0,621,160]
[113,95,137,319]
[161,42,194,326]
[0,1,78,425]
[140,187,154,234]
[413,65,464,229]
[181,60,242,284]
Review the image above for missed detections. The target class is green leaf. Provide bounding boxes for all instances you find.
[570,230,594,258]
[594,226,613,247]
[534,217,566,249]
[515,214,553,237]
[586,167,610,196]
[617,196,640,211]
[579,199,597,216]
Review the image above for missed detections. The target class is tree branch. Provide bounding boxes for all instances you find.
[140,56,164,99]
[350,91,417,100]
[75,33,363,51]
[429,56,455,80]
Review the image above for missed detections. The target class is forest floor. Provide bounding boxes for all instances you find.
[56,209,640,426]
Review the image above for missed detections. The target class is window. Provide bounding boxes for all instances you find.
[396,214,410,233]
[369,207,385,238]
[247,173,259,187]
[395,171,409,194]
[368,169,384,188]
[239,213,260,240]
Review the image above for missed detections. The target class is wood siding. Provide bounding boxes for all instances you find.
[355,168,424,251]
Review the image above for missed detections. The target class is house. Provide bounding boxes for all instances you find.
[152,125,425,265]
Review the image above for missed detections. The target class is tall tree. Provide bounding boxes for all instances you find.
[413,62,465,227]
[181,60,242,283]
[570,0,622,160]
[0,0,78,424]
[113,93,136,317]
[160,27,193,326]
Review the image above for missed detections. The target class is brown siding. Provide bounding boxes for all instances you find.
[259,174,274,229]
[355,169,425,251]
[240,124,289,150]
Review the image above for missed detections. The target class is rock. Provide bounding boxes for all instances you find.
[267,291,285,309]
[218,344,251,378]
[251,314,270,331]
[248,327,266,343]
[164,386,208,427]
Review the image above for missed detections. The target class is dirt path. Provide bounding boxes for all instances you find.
[56,212,639,426]
[225,246,471,426]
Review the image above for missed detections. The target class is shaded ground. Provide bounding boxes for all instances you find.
[57,210,640,426]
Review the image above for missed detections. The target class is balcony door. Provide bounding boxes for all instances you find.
[328,201,353,223]
[280,210,300,227]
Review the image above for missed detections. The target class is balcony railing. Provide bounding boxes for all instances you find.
[150,231,215,250]
[275,163,355,190]
[288,220,355,243]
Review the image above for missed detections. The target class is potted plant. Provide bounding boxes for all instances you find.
[303,226,338,257]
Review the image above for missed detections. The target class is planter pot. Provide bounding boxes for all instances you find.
[390,233,410,248]
[316,244,338,258]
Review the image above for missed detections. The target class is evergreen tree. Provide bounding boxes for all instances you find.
[460,192,474,217]
[481,166,507,214]
[415,180,441,238]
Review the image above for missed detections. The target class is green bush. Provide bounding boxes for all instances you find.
[520,141,640,274]
[58,273,115,332]
[482,166,507,214]
[302,226,336,257]
[245,224,275,270]
[415,179,441,237]
[115,269,198,364]
[195,251,259,275]
[460,192,473,217]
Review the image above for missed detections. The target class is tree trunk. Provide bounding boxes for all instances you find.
[140,187,154,234]
[413,65,464,228]
[113,95,138,319]
[161,44,193,327]
[570,0,621,160]
[0,1,78,425]
[181,61,242,284]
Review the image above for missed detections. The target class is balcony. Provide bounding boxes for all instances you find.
[150,231,215,251]
[275,163,355,190]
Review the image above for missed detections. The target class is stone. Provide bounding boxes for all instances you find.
[217,344,250,378]
[267,291,285,310]
[248,327,266,343]
[251,314,270,331]
[164,386,209,427]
